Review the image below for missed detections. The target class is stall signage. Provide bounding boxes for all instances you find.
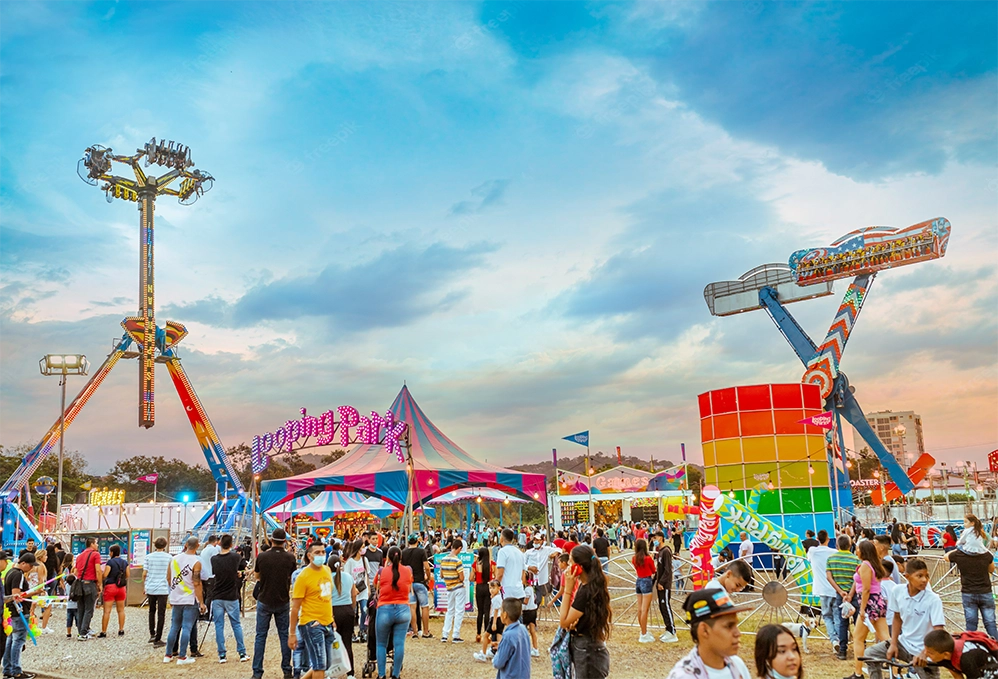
[593,466,654,493]
[89,488,125,506]
[850,479,881,488]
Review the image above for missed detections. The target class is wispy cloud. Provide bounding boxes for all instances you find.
[449,179,510,216]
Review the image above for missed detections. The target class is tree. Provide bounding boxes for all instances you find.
[226,443,339,490]
[0,443,92,511]
[104,455,217,501]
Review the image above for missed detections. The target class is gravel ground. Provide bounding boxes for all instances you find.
[26,602,845,679]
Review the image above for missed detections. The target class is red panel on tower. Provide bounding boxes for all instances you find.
[736,385,772,412]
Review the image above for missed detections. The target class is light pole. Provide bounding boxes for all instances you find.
[39,354,90,532]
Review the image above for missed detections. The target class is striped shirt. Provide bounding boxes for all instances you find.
[143,550,173,596]
[826,549,861,591]
[440,554,464,591]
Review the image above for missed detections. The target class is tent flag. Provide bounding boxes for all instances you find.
[615,446,622,465]
[552,448,558,468]
[562,431,589,447]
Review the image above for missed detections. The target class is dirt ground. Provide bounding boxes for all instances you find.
[31,606,848,679]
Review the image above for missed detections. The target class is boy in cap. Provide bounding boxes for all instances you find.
[665,588,753,679]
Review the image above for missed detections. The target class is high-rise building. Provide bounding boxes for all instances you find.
[853,410,925,468]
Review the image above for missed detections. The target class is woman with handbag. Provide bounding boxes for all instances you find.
[559,544,612,679]
[344,541,369,639]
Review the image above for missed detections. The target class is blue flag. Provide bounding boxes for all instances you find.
[562,431,590,447]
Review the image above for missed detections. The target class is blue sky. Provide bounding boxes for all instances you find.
[1,1,996,475]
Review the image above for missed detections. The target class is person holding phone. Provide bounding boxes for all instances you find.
[559,545,612,679]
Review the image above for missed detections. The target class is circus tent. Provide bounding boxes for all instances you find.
[427,488,527,505]
[259,385,547,512]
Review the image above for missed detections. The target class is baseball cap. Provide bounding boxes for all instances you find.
[19,552,36,565]
[682,588,752,626]
[271,528,287,543]
[407,533,419,544]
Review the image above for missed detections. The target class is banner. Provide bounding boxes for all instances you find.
[562,431,589,447]
[552,448,558,468]
[797,411,834,429]
[137,473,159,484]
[615,446,622,465]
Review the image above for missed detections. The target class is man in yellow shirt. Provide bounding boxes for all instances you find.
[289,543,335,679]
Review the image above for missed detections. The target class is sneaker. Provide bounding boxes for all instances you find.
[148,636,156,643]
[78,634,88,641]
[153,640,166,648]
[118,630,125,637]
[163,656,173,663]
[531,648,540,657]
[440,637,448,643]
[42,627,54,634]
[67,634,72,639]
[219,656,227,664]
[97,632,107,638]
[191,651,205,658]
[486,648,494,660]
[659,632,679,643]
[240,654,250,662]
[12,673,36,679]
[451,638,465,644]
[638,632,655,643]
[176,657,196,666]
[473,652,488,663]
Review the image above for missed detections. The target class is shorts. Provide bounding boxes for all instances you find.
[635,577,654,595]
[864,592,888,621]
[521,609,537,627]
[103,584,127,602]
[409,582,429,607]
[486,617,505,641]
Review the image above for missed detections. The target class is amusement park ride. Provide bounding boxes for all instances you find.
[0,138,255,549]
[704,217,952,513]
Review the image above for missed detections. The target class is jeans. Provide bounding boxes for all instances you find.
[75,580,98,635]
[834,593,858,655]
[598,556,609,573]
[570,633,610,679]
[442,587,467,640]
[2,611,26,677]
[962,591,998,638]
[376,603,411,678]
[165,604,199,659]
[865,640,939,679]
[148,593,167,640]
[299,621,335,673]
[254,601,292,676]
[820,595,840,647]
[213,599,246,658]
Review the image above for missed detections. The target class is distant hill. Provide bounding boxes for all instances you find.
[510,452,676,486]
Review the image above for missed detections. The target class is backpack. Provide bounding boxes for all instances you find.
[109,557,128,588]
[951,631,998,671]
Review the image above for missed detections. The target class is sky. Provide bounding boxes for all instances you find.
[1,1,996,478]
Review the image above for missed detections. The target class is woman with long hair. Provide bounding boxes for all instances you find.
[99,543,128,637]
[632,538,656,643]
[472,546,493,643]
[559,544,612,679]
[376,546,413,679]
[344,539,370,637]
[846,540,889,679]
[328,555,358,676]
[754,624,803,678]
[31,549,53,633]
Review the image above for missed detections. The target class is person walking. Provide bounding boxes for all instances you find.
[252,528,297,679]
[401,535,432,639]
[592,529,610,573]
[632,538,656,643]
[495,529,526,602]
[559,545,612,679]
[74,536,102,640]
[328,556,357,679]
[525,534,558,611]
[440,538,467,644]
[473,546,493,643]
[945,543,998,638]
[98,543,128,637]
[847,541,890,679]
[211,534,249,664]
[376,546,413,679]
[806,529,839,653]
[164,536,207,666]
[654,541,678,643]
[3,552,37,679]
[143,537,171,647]
[344,540,369,638]
[288,542,335,679]
[825,534,861,661]
[199,534,220,618]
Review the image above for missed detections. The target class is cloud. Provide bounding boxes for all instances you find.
[449,179,510,216]
[164,241,497,331]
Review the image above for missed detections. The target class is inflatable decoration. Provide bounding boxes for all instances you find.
[687,486,724,589]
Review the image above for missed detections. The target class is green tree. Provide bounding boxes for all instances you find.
[226,443,338,490]
[104,455,217,501]
[0,443,93,511]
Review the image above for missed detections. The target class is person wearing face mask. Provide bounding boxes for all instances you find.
[288,543,336,679]
[753,624,803,679]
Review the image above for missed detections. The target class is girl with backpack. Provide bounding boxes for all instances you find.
[100,544,129,637]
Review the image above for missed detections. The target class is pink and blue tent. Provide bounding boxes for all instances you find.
[298,492,397,519]
[260,385,547,511]
[427,488,527,505]
[265,494,314,520]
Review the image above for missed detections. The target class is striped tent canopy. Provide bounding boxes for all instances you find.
[298,491,397,519]
[265,494,314,519]
[260,385,547,511]
[427,488,527,505]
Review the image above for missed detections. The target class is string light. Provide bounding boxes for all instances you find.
[808,465,815,475]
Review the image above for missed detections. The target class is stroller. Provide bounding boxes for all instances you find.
[361,591,394,678]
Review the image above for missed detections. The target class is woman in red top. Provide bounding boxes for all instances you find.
[376,546,413,679]
[472,547,495,643]
[632,538,656,643]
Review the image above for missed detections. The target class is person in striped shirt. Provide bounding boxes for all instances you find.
[826,535,861,660]
[143,538,172,647]
[440,539,467,644]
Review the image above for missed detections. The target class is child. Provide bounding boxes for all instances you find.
[65,574,78,639]
[521,582,539,658]
[924,629,998,679]
[473,580,503,662]
[552,553,570,607]
[957,514,989,555]
[703,559,752,595]
[492,598,531,679]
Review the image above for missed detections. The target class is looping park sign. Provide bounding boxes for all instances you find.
[251,406,408,474]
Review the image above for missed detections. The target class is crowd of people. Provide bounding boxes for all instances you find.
[3,512,998,679]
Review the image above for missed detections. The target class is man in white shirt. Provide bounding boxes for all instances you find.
[525,535,559,607]
[494,528,526,600]
[666,589,753,679]
[737,533,753,564]
[199,535,220,612]
[807,530,839,652]
[864,558,944,679]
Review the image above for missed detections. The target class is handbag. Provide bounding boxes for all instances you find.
[69,551,94,602]
[549,626,574,679]
[325,630,352,678]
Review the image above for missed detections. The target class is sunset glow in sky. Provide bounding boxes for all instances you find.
[1,2,996,474]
